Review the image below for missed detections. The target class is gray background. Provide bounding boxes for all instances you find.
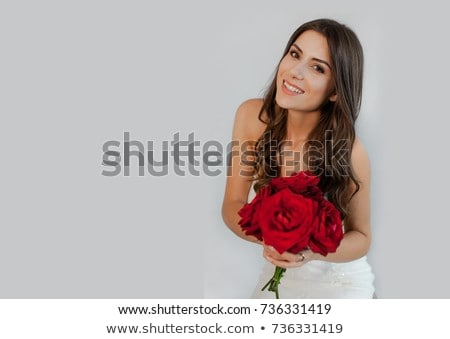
[1,0,449,298]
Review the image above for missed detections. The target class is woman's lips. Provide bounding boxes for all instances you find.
[282,80,305,95]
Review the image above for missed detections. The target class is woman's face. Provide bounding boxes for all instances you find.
[276,30,336,113]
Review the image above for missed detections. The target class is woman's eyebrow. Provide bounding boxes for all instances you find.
[292,43,331,69]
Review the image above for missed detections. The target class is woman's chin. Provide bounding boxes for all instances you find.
[275,96,293,110]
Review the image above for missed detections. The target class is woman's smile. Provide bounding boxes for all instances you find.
[282,80,305,95]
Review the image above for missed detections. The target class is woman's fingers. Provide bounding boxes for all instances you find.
[263,245,308,267]
[265,255,305,268]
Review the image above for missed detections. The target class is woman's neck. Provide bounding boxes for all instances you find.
[285,110,321,144]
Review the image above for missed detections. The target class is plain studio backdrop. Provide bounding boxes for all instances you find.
[1,0,449,298]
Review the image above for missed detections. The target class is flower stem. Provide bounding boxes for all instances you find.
[261,266,286,299]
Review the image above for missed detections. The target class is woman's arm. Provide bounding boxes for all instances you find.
[265,137,372,267]
[221,99,266,243]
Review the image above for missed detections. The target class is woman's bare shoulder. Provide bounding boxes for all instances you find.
[352,137,369,161]
[351,136,371,180]
[232,98,267,140]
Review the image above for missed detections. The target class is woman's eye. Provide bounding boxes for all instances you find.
[313,65,325,73]
[289,50,299,58]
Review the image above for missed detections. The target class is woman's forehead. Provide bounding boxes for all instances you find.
[292,30,330,61]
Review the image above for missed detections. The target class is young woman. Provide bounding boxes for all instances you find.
[222,18,375,298]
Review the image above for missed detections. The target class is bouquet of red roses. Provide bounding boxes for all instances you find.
[238,171,343,298]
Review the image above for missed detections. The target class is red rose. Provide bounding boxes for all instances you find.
[238,186,270,240]
[309,199,344,255]
[269,171,323,201]
[236,171,344,299]
[258,188,320,254]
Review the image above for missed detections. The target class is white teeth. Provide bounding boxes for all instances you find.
[284,81,304,94]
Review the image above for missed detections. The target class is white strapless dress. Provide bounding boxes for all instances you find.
[251,257,375,299]
[247,187,376,299]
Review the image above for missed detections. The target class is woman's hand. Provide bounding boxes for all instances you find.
[263,244,317,269]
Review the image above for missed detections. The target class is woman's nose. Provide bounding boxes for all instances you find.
[290,63,305,80]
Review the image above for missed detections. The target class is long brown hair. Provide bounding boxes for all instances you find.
[253,18,364,221]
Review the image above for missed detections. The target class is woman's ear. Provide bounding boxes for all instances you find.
[329,93,337,102]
